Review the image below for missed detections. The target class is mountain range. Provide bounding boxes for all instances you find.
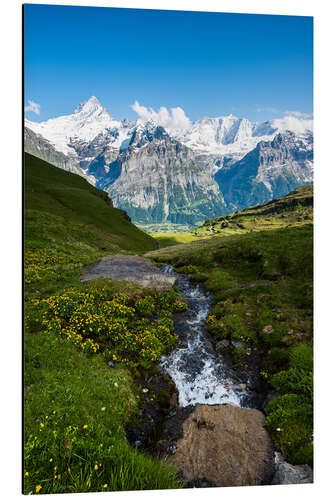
[24,96,313,228]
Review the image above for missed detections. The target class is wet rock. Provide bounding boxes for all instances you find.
[80,254,177,291]
[215,339,230,353]
[169,404,274,487]
[272,453,313,484]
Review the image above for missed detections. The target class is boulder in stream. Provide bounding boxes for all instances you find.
[168,404,274,487]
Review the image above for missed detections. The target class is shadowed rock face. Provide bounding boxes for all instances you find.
[80,254,177,291]
[169,404,274,487]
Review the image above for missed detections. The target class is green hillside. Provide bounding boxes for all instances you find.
[193,184,313,237]
[25,152,156,254]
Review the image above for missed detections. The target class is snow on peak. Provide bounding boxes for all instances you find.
[175,113,313,156]
[25,96,118,155]
[24,95,313,161]
[73,96,105,116]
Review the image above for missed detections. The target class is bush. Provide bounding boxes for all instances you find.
[136,296,156,316]
[265,344,313,465]
[269,368,313,399]
[265,393,313,465]
[289,343,313,372]
[267,347,290,373]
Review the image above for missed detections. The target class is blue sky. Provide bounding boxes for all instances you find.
[24,4,313,123]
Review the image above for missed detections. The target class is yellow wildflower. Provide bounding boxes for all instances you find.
[83,424,88,429]
[35,485,42,493]
[94,464,98,471]
[103,484,108,488]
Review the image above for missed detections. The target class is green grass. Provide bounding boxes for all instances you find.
[25,152,157,254]
[24,329,180,494]
[147,221,313,465]
[151,232,200,248]
[193,184,313,237]
[24,153,181,494]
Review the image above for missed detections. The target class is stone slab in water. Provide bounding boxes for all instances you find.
[80,254,177,291]
[169,404,274,487]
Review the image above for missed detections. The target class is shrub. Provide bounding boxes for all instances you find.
[289,343,313,372]
[135,296,156,316]
[266,347,290,373]
[265,393,313,465]
[269,368,313,399]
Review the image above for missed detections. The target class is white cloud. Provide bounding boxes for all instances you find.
[284,110,313,119]
[131,101,191,132]
[25,100,40,115]
[256,106,280,114]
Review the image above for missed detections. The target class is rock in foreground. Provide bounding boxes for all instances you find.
[272,453,313,485]
[80,254,177,291]
[169,404,274,487]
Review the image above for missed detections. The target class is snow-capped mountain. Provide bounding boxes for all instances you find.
[25,96,135,157]
[175,114,313,161]
[24,96,313,227]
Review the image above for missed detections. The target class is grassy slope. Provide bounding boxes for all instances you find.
[193,185,313,237]
[24,154,180,494]
[151,232,199,248]
[147,188,313,466]
[25,152,157,254]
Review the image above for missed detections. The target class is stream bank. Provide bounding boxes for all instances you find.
[79,254,312,487]
[126,264,312,487]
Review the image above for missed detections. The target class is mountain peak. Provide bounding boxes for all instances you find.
[74,96,106,116]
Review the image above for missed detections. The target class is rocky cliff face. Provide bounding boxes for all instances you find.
[101,123,227,225]
[215,132,313,212]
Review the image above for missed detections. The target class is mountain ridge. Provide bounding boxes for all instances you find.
[24,96,313,228]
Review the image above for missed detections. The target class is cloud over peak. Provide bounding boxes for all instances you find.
[131,101,191,133]
[25,100,40,115]
[283,110,313,119]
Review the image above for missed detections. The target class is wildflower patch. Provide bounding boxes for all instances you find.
[25,285,187,365]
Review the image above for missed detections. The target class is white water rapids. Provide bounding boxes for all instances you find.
[159,265,249,408]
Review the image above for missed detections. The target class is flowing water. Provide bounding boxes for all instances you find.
[160,265,250,408]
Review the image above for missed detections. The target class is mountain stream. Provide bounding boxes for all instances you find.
[159,265,252,408]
